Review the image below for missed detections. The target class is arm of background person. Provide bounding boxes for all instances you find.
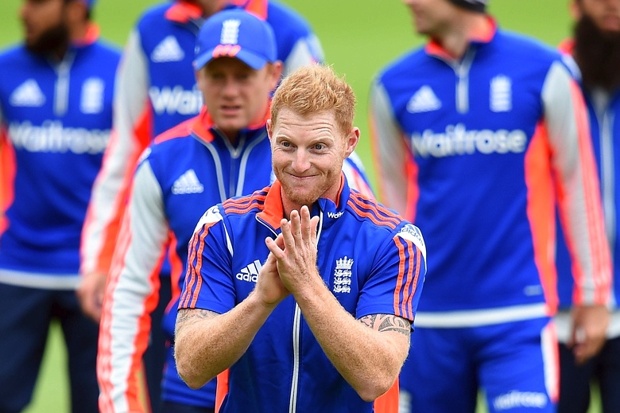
[343,151,376,198]
[544,59,612,363]
[368,79,416,219]
[97,158,168,413]
[269,1,325,77]
[78,28,153,321]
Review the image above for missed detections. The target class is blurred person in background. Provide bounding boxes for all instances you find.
[555,0,620,412]
[78,0,373,409]
[97,9,282,413]
[369,0,611,412]
[0,0,119,411]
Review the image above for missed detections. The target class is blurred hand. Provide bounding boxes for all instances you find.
[569,304,610,364]
[77,272,107,322]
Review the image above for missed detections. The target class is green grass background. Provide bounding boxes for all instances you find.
[0,0,598,412]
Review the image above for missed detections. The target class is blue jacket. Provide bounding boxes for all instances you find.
[0,30,120,288]
[370,23,610,325]
[180,179,427,412]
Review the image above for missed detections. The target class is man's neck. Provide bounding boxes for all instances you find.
[434,12,491,59]
[69,21,89,44]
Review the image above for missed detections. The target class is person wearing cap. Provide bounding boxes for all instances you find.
[0,0,119,412]
[96,8,282,413]
[554,1,620,412]
[78,0,374,408]
[368,0,611,412]
[174,63,427,413]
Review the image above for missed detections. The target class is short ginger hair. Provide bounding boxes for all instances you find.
[270,64,356,135]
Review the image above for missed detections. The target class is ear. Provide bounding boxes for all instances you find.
[268,61,284,91]
[344,127,360,157]
[65,0,88,23]
[569,0,582,21]
[195,67,206,92]
[266,119,273,140]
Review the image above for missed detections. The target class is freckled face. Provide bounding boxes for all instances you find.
[267,108,358,210]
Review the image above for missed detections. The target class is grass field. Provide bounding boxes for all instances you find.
[0,0,600,412]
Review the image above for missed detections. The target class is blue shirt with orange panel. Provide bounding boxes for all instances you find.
[0,27,119,287]
[179,178,426,412]
[370,20,610,412]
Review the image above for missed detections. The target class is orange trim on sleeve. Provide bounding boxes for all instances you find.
[91,107,152,275]
[98,207,167,413]
[568,80,611,305]
[523,121,557,315]
[367,109,418,221]
[215,369,229,413]
[374,379,399,413]
[403,153,419,222]
[0,133,15,236]
[367,110,385,203]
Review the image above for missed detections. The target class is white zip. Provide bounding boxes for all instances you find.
[288,210,323,412]
[235,130,268,196]
[450,48,475,114]
[593,90,616,307]
[196,129,266,201]
[53,52,74,116]
[288,304,301,413]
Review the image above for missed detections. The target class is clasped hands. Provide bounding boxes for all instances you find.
[258,206,321,306]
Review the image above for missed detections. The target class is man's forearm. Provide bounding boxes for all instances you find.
[294,278,410,402]
[174,291,276,389]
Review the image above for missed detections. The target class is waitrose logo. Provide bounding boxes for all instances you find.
[410,123,527,158]
[9,121,109,154]
[149,86,202,116]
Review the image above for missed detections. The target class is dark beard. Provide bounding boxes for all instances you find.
[25,21,70,58]
[573,15,620,91]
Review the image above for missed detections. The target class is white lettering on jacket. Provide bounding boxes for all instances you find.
[149,86,202,116]
[9,121,109,154]
[411,123,527,158]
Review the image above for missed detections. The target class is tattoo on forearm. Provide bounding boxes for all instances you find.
[176,308,216,329]
[359,314,411,337]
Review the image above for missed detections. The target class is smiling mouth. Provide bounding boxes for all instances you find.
[289,174,317,181]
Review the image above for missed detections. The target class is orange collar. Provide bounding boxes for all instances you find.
[426,15,496,60]
[256,174,345,229]
[165,0,267,23]
[190,105,270,143]
[73,23,99,47]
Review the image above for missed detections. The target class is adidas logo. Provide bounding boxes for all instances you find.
[10,80,45,107]
[172,169,204,194]
[151,36,185,63]
[407,86,441,113]
[236,260,263,283]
